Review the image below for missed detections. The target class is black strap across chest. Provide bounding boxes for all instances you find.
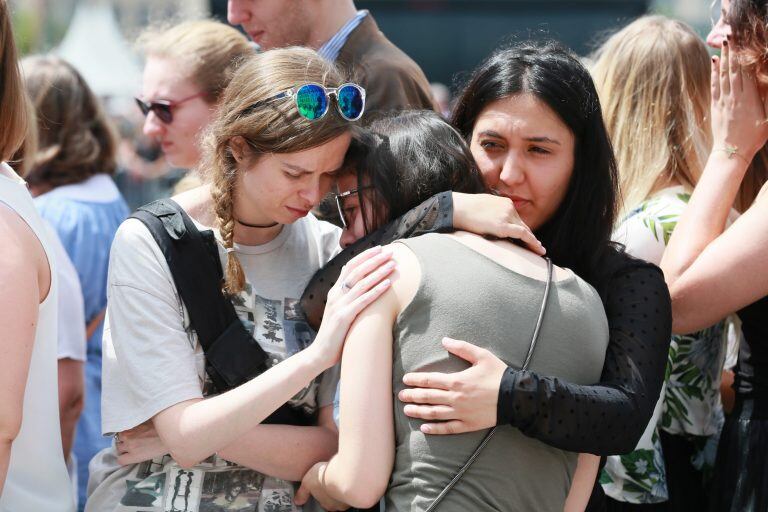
[130,199,313,425]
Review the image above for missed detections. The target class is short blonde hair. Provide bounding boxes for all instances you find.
[591,15,712,217]
[202,47,354,295]
[138,20,253,104]
[0,0,28,161]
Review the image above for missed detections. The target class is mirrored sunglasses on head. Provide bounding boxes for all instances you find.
[244,83,366,122]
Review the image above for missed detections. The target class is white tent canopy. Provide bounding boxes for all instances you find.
[56,2,142,99]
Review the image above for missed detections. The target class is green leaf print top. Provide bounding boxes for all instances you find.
[601,186,730,504]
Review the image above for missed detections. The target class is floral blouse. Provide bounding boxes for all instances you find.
[601,186,730,503]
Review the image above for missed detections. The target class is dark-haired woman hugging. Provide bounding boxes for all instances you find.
[298,109,610,511]
[300,41,673,510]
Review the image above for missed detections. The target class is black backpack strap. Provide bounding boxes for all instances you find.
[129,199,316,426]
[131,199,269,391]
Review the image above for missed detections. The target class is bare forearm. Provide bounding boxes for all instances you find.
[564,454,600,512]
[219,424,337,481]
[60,405,81,459]
[155,346,329,467]
[58,359,84,459]
[662,152,748,283]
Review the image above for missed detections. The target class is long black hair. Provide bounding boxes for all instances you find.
[451,40,620,291]
[352,110,487,233]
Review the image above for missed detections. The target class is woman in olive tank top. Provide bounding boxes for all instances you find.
[295,111,609,511]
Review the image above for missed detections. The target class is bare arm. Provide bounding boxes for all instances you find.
[57,358,84,460]
[298,246,416,510]
[151,343,332,469]
[0,204,49,493]
[149,246,394,469]
[661,44,768,332]
[320,291,398,508]
[218,406,337,481]
[663,191,768,332]
[564,454,600,512]
[119,406,338,481]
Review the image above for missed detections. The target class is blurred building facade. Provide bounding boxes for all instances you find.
[11,0,718,94]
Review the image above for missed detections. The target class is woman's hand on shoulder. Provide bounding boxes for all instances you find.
[309,246,396,369]
[398,337,507,434]
[711,41,768,163]
[452,192,545,255]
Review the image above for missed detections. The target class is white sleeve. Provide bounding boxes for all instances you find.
[44,223,87,362]
[101,219,204,435]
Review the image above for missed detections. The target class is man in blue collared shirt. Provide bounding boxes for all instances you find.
[228,0,436,114]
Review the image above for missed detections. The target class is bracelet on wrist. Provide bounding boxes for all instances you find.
[714,145,751,165]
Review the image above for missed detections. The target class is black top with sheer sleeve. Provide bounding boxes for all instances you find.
[497,256,671,454]
[300,192,672,456]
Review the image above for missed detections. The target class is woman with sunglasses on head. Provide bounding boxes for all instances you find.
[300,42,672,511]
[660,1,768,510]
[295,109,611,512]
[85,47,397,512]
[19,55,130,507]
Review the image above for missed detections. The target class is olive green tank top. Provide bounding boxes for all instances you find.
[386,233,609,512]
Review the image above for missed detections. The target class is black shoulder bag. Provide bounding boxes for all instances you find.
[131,199,314,426]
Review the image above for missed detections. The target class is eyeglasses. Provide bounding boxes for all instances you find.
[335,185,373,229]
[135,91,208,124]
[244,83,366,122]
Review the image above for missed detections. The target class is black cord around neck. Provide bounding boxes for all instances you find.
[235,218,279,229]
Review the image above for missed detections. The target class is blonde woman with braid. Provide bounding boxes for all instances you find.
[85,48,393,511]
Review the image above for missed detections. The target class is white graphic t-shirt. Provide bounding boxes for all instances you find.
[87,213,341,512]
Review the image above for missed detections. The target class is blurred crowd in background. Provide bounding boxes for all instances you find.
[6,0,723,213]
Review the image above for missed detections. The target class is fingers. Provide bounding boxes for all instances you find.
[764,92,768,122]
[398,387,453,405]
[712,56,721,102]
[503,225,546,255]
[339,245,386,282]
[337,248,393,291]
[402,370,454,391]
[420,420,468,435]
[294,483,310,506]
[402,404,456,421]
[721,39,731,96]
[348,259,395,297]
[441,337,487,364]
[729,39,743,93]
[346,278,392,316]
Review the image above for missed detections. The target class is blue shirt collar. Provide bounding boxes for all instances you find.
[317,10,368,62]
